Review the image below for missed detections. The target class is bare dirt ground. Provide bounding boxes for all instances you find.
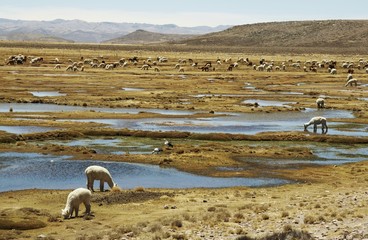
[0,43,368,239]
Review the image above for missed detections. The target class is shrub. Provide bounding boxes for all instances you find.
[171,220,183,228]
[281,211,289,218]
[207,206,216,212]
[304,215,316,224]
[148,223,162,233]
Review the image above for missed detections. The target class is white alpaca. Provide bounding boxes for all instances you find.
[346,73,353,81]
[54,64,61,69]
[85,165,117,192]
[345,78,358,87]
[304,116,328,134]
[65,65,73,71]
[61,188,91,219]
[329,68,337,74]
[141,64,151,70]
[316,98,325,108]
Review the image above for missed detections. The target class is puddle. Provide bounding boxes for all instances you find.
[30,91,67,97]
[0,152,289,192]
[122,88,144,91]
[223,142,368,172]
[242,99,296,107]
[0,126,57,134]
[0,103,366,137]
[65,109,363,136]
[0,103,198,115]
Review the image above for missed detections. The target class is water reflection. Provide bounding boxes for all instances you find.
[0,152,289,192]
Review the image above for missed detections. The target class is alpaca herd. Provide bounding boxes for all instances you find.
[61,165,117,219]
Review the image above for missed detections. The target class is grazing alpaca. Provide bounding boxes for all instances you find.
[164,139,174,148]
[345,78,358,87]
[85,165,117,192]
[316,98,325,108]
[61,188,91,219]
[152,147,163,154]
[304,116,328,134]
[141,64,151,70]
[65,65,73,71]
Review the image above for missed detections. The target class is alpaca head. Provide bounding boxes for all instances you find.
[61,208,70,219]
[303,123,308,131]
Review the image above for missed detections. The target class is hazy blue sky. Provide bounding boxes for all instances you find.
[2,0,367,27]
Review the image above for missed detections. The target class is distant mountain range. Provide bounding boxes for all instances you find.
[2,18,367,52]
[0,18,230,43]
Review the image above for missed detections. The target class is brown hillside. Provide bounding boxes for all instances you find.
[104,29,196,44]
[176,20,368,49]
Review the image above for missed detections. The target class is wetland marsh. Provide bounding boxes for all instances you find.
[1,43,368,239]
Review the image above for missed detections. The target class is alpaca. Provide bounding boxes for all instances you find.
[54,64,61,69]
[345,78,358,87]
[61,188,91,219]
[141,64,151,70]
[316,98,325,108]
[346,73,353,81]
[164,139,173,148]
[65,65,73,71]
[304,116,328,134]
[85,165,117,192]
[329,68,337,74]
[152,147,163,154]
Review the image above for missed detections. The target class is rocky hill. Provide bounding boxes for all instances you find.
[0,18,229,43]
[175,20,368,49]
[104,29,195,44]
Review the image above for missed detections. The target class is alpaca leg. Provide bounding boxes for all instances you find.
[70,207,75,218]
[85,202,91,215]
[89,180,95,192]
[313,124,317,133]
[75,206,79,217]
[100,180,104,192]
[323,124,328,134]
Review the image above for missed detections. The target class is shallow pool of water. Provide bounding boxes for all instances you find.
[242,99,296,107]
[0,103,366,137]
[0,152,289,192]
[122,88,144,91]
[229,142,368,171]
[65,109,367,136]
[0,125,57,134]
[0,103,198,115]
[30,91,67,97]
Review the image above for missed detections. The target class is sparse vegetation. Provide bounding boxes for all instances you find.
[1,39,368,240]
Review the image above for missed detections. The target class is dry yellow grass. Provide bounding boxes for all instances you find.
[0,42,368,239]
